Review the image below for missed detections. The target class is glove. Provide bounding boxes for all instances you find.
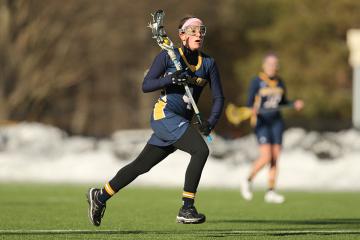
[171,69,195,85]
[198,120,212,136]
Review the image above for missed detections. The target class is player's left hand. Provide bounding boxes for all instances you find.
[198,120,211,136]
[294,99,304,111]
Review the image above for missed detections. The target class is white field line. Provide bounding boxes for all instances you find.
[0,229,359,234]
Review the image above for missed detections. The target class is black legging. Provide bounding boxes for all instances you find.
[109,126,209,193]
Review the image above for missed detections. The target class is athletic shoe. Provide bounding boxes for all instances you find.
[240,180,253,201]
[264,190,285,204]
[176,206,206,224]
[86,188,106,226]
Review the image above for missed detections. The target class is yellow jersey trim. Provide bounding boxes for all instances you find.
[259,87,284,96]
[258,72,278,88]
[153,96,167,120]
[178,48,202,72]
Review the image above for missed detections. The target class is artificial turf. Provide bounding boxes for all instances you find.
[0,184,359,239]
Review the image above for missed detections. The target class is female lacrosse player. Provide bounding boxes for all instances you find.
[240,53,303,204]
[87,16,224,226]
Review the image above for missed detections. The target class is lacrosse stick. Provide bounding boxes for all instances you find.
[226,102,295,125]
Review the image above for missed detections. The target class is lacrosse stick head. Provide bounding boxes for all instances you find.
[225,103,253,125]
[148,10,173,50]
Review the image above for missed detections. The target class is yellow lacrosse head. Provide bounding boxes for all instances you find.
[225,103,253,125]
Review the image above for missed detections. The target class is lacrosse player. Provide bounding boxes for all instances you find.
[86,15,224,226]
[240,53,303,203]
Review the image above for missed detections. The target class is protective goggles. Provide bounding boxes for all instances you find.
[179,25,206,37]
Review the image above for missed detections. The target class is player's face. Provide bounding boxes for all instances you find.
[179,22,205,51]
[263,56,279,77]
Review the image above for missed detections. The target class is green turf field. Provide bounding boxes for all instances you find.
[0,184,359,240]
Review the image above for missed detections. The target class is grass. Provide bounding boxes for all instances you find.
[0,184,359,239]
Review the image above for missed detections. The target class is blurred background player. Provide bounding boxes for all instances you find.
[86,16,224,226]
[240,53,304,203]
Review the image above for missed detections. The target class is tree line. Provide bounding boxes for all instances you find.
[0,0,359,137]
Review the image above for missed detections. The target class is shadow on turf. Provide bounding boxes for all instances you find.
[201,230,360,238]
[210,218,360,226]
[1,219,359,237]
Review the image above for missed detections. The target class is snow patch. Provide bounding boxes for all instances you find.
[0,122,359,190]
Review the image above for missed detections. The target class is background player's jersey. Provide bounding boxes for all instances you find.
[246,72,289,122]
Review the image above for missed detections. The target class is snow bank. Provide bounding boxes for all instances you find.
[0,123,359,191]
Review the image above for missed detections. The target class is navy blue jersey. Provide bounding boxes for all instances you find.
[143,46,224,146]
[246,72,289,122]
[247,73,290,145]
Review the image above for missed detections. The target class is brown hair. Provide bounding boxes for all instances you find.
[263,52,278,63]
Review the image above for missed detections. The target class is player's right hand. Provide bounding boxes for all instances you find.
[171,69,193,85]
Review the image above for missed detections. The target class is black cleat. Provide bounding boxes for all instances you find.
[86,188,106,227]
[176,206,206,224]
